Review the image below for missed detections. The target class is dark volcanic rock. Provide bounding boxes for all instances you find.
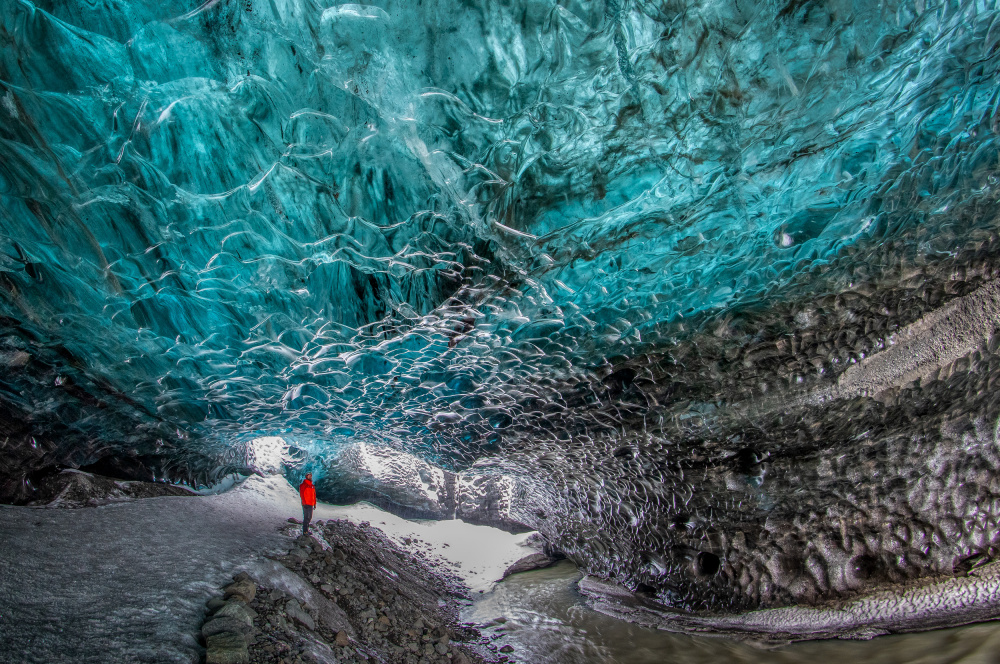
[203,615,253,638]
[206,597,228,613]
[205,632,249,664]
[26,470,195,508]
[501,553,557,579]
[284,599,315,631]
[223,579,257,604]
[215,602,256,626]
[198,521,502,664]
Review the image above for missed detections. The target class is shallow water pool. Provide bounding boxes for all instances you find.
[465,561,1000,664]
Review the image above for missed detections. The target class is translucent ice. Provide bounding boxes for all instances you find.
[2,0,1000,613]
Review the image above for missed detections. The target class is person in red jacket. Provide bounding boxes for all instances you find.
[298,472,317,536]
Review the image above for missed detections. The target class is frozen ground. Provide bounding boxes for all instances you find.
[0,475,538,664]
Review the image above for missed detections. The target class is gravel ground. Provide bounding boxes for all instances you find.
[200,518,510,664]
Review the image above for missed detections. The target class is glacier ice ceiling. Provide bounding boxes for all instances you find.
[3,0,1000,616]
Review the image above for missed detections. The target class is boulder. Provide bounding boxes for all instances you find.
[222,579,256,603]
[202,616,253,639]
[205,597,227,613]
[285,599,316,631]
[502,552,557,579]
[215,601,255,626]
[205,632,249,664]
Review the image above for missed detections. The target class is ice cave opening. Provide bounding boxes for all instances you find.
[3,0,1000,659]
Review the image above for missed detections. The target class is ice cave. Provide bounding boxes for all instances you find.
[2,0,1000,661]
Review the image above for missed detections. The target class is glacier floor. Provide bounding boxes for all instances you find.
[0,475,535,664]
[7,475,1000,664]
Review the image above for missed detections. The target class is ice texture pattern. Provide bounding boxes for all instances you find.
[3,0,1000,615]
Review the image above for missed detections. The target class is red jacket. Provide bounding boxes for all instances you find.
[299,479,316,506]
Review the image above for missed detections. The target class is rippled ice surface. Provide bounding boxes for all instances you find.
[4,0,1000,621]
[467,560,1000,664]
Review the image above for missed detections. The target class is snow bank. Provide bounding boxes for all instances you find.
[312,500,539,594]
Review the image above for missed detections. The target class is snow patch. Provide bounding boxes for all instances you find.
[268,473,541,592]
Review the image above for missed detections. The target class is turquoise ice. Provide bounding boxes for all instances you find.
[2,0,1000,612]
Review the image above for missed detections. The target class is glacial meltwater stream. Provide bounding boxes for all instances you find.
[467,561,1000,664]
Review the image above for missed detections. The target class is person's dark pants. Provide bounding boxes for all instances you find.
[302,504,314,535]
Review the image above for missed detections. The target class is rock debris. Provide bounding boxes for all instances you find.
[199,519,510,664]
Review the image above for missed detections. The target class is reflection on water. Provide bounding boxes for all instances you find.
[463,561,1000,664]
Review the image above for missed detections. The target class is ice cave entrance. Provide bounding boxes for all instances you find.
[3,0,1000,660]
